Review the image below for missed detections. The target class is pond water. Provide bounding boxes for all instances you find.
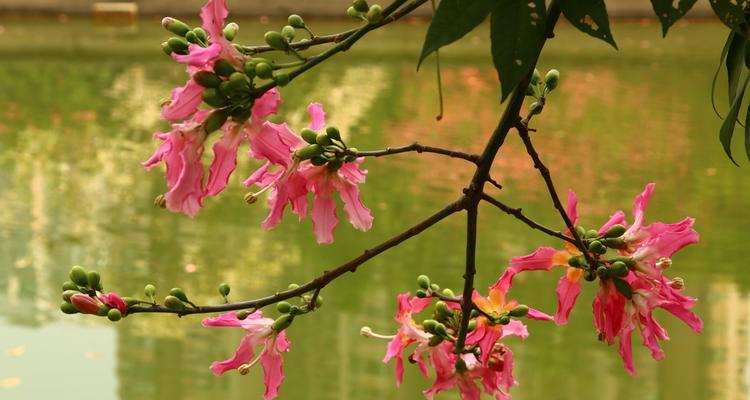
[0,16,748,400]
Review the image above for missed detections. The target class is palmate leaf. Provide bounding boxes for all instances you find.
[709,0,750,35]
[719,73,750,166]
[650,0,698,36]
[490,0,547,100]
[557,0,617,49]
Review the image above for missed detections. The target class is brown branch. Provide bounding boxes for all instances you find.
[349,143,480,164]
[127,198,465,316]
[480,193,576,245]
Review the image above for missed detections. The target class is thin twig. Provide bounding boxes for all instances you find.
[487,177,503,190]
[480,193,575,244]
[349,143,480,164]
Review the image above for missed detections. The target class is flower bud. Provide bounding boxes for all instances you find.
[353,0,370,12]
[281,25,296,41]
[62,281,78,291]
[347,6,363,19]
[314,295,323,308]
[588,240,606,255]
[289,305,301,315]
[218,283,231,297]
[185,30,200,44]
[213,59,236,77]
[193,27,207,42]
[435,301,452,319]
[602,237,626,249]
[442,288,455,298]
[430,283,440,292]
[231,107,251,123]
[276,301,292,314]
[167,37,189,54]
[223,22,239,41]
[311,156,327,166]
[272,314,294,332]
[161,42,172,55]
[202,88,228,108]
[288,283,300,290]
[531,68,541,84]
[585,229,599,239]
[86,271,101,291]
[325,126,341,141]
[169,288,189,302]
[274,73,290,87]
[422,319,438,333]
[428,335,444,346]
[243,62,257,79]
[162,17,191,37]
[62,290,79,302]
[288,14,305,28]
[255,62,273,79]
[193,71,222,88]
[366,5,383,23]
[236,310,251,320]
[434,323,449,337]
[144,284,156,298]
[455,358,468,372]
[525,84,536,96]
[544,69,560,90]
[60,302,79,314]
[467,320,477,331]
[613,277,633,299]
[603,224,626,238]
[415,289,427,298]
[529,101,542,115]
[327,159,343,172]
[610,256,636,269]
[596,265,609,279]
[69,265,89,287]
[509,305,529,317]
[498,315,511,325]
[70,294,101,314]
[416,275,431,290]
[123,297,140,306]
[315,132,331,146]
[264,31,288,50]
[610,261,629,277]
[164,295,186,310]
[470,309,480,318]
[294,144,323,160]
[584,269,597,281]
[107,308,122,322]
[568,255,583,267]
[301,128,318,144]
[204,110,229,133]
[228,71,251,91]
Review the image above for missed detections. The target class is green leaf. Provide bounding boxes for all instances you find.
[650,0,697,36]
[720,73,750,166]
[490,0,547,101]
[709,0,749,35]
[726,32,747,103]
[745,102,750,161]
[558,0,617,49]
[418,0,494,69]
[612,277,633,300]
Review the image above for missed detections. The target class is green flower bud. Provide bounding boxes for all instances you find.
[62,290,79,302]
[96,305,110,317]
[236,310,251,320]
[272,314,294,331]
[62,281,78,291]
[315,132,332,146]
[161,41,172,55]
[69,265,89,287]
[442,288,455,298]
[353,0,370,12]
[300,128,318,144]
[467,320,477,331]
[610,261,629,277]
[288,283,300,290]
[428,335,444,346]
[193,27,207,42]
[274,73,290,87]
[602,237,626,249]
[434,323,449,337]
[347,6,363,19]
[326,126,341,141]
[264,31,288,50]
[509,305,529,317]
[529,101,542,115]
[193,71,222,88]
[430,283,440,292]
[61,302,79,314]
[122,297,140,306]
[311,156,327,166]
[107,308,122,322]
[531,68,541,84]
[575,226,587,238]
[544,69,560,90]
[230,107,251,123]
[589,240,607,255]
[218,283,231,297]
[169,288,189,302]
[255,62,273,79]
[584,269,597,281]
[435,301,453,319]
[144,284,156,298]
[596,265,610,279]
[162,17,191,37]
[314,295,323,308]
[585,229,599,239]
[327,159,343,172]
[415,289,427,298]
[276,301,292,314]
[281,25,296,41]
[86,271,101,290]
[167,37,189,53]
[288,14,305,28]
[525,84,536,96]
[498,315,511,325]
[223,22,239,41]
[422,319,439,333]
[603,224,627,238]
[213,59,236,77]
[289,305,301,315]
[613,277,633,299]
[417,275,431,290]
[218,80,236,98]
[470,309,480,318]
[228,72,251,93]
[455,358,468,372]
[164,295,185,310]
[204,110,229,133]
[568,255,583,267]
[366,5,383,23]
[294,144,323,160]
[185,30,200,44]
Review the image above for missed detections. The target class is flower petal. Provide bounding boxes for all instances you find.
[554,269,582,325]
[161,79,204,122]
[209,334,255,376]
[307,103,326,130]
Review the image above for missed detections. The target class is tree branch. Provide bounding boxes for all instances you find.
[348,143,480,164]
[480,193,575,244]
[127,198,465,316]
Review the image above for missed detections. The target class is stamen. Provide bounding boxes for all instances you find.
[656,257,672,269]
[244,160,301,205]
[360,326,396,340]
[668,277,685,290]
[237,345,266,375]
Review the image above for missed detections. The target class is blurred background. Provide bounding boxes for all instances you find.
[1,1,749,400]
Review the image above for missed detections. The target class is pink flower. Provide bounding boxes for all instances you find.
[70,294,102,315]
[245,103,373,243]
[382,293,434,385]
[98,292,128,314]
[202,311,290,400]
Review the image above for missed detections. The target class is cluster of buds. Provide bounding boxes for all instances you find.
[347,0,383,23]
[60,266,128,322]
[294,125,356,172]
[526,68,560,115]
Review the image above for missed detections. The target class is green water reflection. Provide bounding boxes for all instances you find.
[0,17,748,400]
